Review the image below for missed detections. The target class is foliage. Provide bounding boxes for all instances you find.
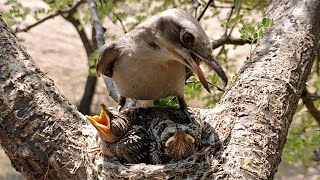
[2,0,30,27]
[283,113,320,169]
[239,17,274,42]
[282,58,320,169]
[239,17,274,59]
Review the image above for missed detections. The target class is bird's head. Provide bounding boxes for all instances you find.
[86,103,128,143]
[141,8,228,91]
[153,120,201,160]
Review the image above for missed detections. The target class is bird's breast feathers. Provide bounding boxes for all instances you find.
[112,56,186,100]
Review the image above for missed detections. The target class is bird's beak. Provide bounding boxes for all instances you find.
[177,48,228,93]
[86,104,118,143]
[189,50,228,87]
[183,51,212,92]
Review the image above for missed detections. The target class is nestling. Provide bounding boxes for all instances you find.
[86,104,202,164]
[149,119,201,164]
[96,8,228,110]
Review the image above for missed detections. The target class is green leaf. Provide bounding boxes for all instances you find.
[258,23,264,30]
[154,96,179,107]
[241,24,247,31]
[258,29,264,38]
[247,25,255,34]
[262,17,271,27]
[253,32,258,40]
[240,33,249,41]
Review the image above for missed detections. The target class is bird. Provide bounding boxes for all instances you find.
[149,119,202,164]
[86,104,150,163]
[86,103,128,143]
[86,104,202,164]
[96,8,228,111]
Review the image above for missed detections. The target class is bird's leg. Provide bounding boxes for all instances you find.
[178,95,194,121]
[117,96,126,111]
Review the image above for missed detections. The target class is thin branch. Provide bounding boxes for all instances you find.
[185,80,225,92]
[224,0,236,36]
[197,0,213,21]
[211,4,234,9]
[316,40,320,75]
[112,12,127,33]
[14,0,85,33]
[301,88,320,126]
[86,0,120,103]
[211,35,253,50]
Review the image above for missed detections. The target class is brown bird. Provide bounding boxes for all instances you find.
[96,8,228,111]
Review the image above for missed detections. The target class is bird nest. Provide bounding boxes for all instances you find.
[83,107,226,179]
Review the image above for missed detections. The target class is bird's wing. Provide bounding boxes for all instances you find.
[96,43,120,77]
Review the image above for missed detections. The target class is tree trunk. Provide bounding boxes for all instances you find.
[0,0,319,179]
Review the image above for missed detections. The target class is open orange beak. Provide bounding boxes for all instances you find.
[86,104,118,143]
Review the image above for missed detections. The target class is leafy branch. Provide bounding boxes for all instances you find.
[14,0,85,33]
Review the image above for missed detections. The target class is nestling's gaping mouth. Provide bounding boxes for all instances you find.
[86,103,118,143]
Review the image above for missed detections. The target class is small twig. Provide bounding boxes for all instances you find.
[192,0,200,17]
[211,5,234,9]
[185,80,225,92]
[210,3,252,11]
[224,0,236,36]
[86,0,120,103]
[301,88,320,126]
[15,0,85,33]
[228,3,240,37]
[211,35,253,50]
[197,0,213,21]
[112,12,127,33]
[316,40,320,75]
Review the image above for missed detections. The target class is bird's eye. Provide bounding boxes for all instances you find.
[181,31,194,48]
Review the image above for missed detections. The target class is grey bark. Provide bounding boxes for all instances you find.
[0,0,319,179]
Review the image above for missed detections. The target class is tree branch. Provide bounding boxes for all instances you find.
[14,0,85,33]
[301,88,320,125]
[211,35,252,49]
[86,0,120,103]
[111,12,127,33]
[223,0,236,36]
[197,0,213,21]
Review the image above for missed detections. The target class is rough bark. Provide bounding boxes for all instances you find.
[0,0,319,180]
